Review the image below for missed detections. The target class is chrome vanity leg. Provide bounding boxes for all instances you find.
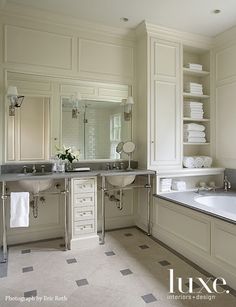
[64,178,69,251]
[1,181,7,262]
[146,174,152,236]
[100,176,106,245]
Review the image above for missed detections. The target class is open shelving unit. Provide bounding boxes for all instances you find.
[156,45,225,194]
[182,45,211,158]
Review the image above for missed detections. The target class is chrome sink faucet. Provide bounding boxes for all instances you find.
[224,176,231,191]
[32,164,37,173]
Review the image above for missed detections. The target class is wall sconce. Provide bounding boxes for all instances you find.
[71,92,82,119]
[7,86,24,116]
[122,96,134,121]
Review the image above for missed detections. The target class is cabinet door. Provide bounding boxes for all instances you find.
[149,38,181,168]
[6,96,50,161]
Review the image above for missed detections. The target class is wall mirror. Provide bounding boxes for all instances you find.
[5,70,132,162]
[61,97,132,160]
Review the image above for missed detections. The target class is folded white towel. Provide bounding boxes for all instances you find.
[201,156,213,168]
[184,137,206,143]
[10,192,30,228]
[186,63,203,70]
[172,181,187,191]
[184,101,203,106]
[183,156,195,168]
[183,123,205,131]
[184,131,205,137]
[194,156,204,168]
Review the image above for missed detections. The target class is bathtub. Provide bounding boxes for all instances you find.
[155,190,236,224]
[195,195,236,216]
[154,190,236,289]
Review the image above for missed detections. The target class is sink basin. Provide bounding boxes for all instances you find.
[18,178,53,194]
[17,172,53,177]
[106,175,135,187]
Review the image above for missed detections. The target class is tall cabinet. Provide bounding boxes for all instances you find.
[149,37,181,169]
[136,26,181,171]
[135,23,224,194]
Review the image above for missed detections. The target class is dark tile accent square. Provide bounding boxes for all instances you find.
[185,281,200,289]
[141,293,157,303]
[76,279,88,287]
[21,249,31,254]
[159,260,171,266]
[105,251,115,256]
[124,233,133,237]
[120,269,133,276]
[22,266,33,273]
[139,245,149,250]
[66,258,77,264]
[24,290,37,298]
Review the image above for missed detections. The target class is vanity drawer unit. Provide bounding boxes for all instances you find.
[70,177,98,248]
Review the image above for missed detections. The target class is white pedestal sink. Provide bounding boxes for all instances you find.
[17,173,53,194]
[106,175,135,187]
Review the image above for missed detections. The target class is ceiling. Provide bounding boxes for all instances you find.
[4,0,236,37]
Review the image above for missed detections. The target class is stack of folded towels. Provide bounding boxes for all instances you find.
[172,180,187,191]
[184,123,206,143]
[185,82,203,95]
[185,63,203,71]
[184,101,204,119]
[183,156,213,168]
[160,178,172,192]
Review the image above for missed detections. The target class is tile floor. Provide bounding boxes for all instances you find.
[0,227,236,307]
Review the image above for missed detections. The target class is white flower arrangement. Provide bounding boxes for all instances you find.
[55,145,80,163]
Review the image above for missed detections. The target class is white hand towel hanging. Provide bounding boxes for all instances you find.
[10,192,30,228]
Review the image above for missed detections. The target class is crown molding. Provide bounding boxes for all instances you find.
[0,2,135,42]
[136,21,213,50]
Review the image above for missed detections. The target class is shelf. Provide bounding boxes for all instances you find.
[183,92,210,99]
[183,68,210,77]
[157,167,225,178]
[183,117,210,122]
[183,142,210,145]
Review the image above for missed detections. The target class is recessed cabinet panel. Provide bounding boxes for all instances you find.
[154,42,177,77]
[5,25,72,70]
[216,82,236,161]
[153,81,177,162]
[216,45,236,82]
[78,39,133,80]
[19,97,50,160]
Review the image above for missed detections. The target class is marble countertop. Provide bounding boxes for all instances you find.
[154,189,236,224]
[0,169,155,182]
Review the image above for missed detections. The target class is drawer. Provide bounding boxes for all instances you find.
[73,193,95,207]
[74,220,94,235]
[74,207,94,221]
[73,179,95,193]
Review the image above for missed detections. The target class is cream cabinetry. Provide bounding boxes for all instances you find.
[70,177,99,248]
[136,33,181,170]
[150,38,181,168]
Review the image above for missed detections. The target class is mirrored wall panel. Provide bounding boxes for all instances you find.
[61,97,132,160]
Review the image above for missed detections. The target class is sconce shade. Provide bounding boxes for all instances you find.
[126,96,134,105]
[7,86,18,97]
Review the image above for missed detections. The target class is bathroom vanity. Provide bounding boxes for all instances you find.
[0,168,155,262]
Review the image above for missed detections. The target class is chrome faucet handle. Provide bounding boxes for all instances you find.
[105,163,110,170]
[41,165,45,173]
[224,176,231,191]
[23,166,28,174]
[32,164,37,173]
